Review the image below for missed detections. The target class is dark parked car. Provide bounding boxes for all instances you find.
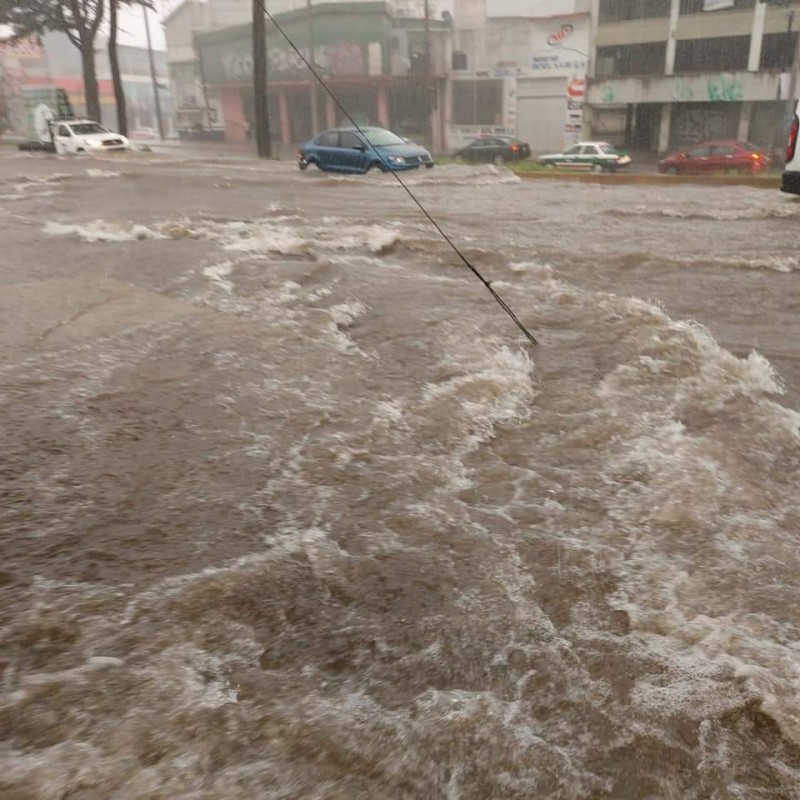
[453,136,531,163]
[297,126,434,174]
[659,140,771,175]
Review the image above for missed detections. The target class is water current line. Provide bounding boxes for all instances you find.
[256,1,539,346]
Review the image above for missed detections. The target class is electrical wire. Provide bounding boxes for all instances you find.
[255,1,538,346]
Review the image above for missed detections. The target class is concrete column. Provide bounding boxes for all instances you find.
[588,0,599,79]
[279,89,290,144]
[220,86,246,142]
[738,101,753,141]
[326,93,336,128]
[658,103,672,153]
[376,81,389,128]
[748,0,767,72]
[665,0,680,76]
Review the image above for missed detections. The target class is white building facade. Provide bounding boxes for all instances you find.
[448,0,590,152]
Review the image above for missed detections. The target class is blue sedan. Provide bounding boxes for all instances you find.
[297,127,434,174]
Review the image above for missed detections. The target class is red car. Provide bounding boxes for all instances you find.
[659,140,771,175]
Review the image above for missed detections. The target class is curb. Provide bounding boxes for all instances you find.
[511,170,781,189]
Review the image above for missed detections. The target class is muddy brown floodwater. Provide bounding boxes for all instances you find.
[2,149,800,799]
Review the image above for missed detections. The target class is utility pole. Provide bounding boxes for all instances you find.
[423,0,432,148]
[307,0,318,133]
[143,6,165,141]
[252,0,272,157]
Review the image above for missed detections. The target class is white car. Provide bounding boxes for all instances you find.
[782,111,800,195]
[538,141,632,172]
[53,120,130,155]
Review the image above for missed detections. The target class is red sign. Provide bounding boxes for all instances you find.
[567,78,585,99]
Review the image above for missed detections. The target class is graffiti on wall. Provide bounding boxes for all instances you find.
[221,43,365,81]
[672,78,693,102]
[600,82,618,103]
[674,106,734,145]
[707,74,743,102]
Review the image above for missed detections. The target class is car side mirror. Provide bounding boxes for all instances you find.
[353,144,366,151]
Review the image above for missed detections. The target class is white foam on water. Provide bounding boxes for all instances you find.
[86,168,121,179]
[422,342,535,452]
[330,299,367,329]
[219,222,311,256]
[373,398,406,425]
[41,213,407,261]
[316,222,400,254]
[507,260,555,280]
[405,163,523,187]
[666,253,800,273]
[123,526,331,623]
[202,260,234,292]
[44,220,167,242]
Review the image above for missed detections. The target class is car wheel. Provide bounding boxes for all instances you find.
[592,163,604,173]
[494,154,505,165]
[543,162,556,169]
[666,165,679,175]
[298,158,309,171]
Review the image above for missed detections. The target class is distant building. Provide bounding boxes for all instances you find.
[586,0,797,155]
[189,0,451,149]
[0,32,173,138]
[163,0,251,140]
[448,0,590,152]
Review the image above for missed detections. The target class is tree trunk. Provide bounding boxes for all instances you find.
[108,0,127,135]
[252,0,271,158]
[81,38,101,122]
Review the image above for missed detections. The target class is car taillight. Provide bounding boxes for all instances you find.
[787,115,799,163]
[510,144,520,152]
[750,152,762,161]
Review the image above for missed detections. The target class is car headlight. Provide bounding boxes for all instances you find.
[387,155,406,164]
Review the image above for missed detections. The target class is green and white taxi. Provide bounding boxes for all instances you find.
[538,142,632,172]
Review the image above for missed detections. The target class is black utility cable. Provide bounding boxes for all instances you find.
[257,1,538,346]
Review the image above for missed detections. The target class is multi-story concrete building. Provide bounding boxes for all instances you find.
[448,0,590,151]
[586,0,799,155]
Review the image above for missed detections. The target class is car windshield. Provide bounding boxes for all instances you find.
[598,144,617,154]
[361,129,406,146]
[69,123,109,135]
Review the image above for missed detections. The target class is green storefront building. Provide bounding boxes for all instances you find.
[195,2,450,149]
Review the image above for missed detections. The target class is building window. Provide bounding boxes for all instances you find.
[674,36,750,72]
[599,0,670,22]
[760,31,798,70]
[451,80,503,125]
[596,42,667,77]
[452,51,467,70]
[679,0,754,13]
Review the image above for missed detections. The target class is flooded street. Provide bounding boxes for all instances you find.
[2,149,800,798]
